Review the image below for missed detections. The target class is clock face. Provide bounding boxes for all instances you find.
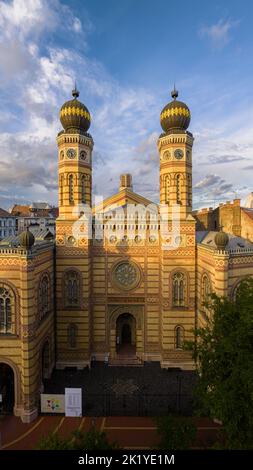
[163,150,171,161]
[67,148,76,159]
[80,150,87,161]
[174,149,184,160]
[60,150,64,160]
[187,150,191,160]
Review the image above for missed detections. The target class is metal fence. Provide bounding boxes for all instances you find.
[83,392,194,417]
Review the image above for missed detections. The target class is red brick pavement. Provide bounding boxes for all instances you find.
[0,415,221,450]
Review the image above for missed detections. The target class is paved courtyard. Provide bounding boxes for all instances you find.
[0,415,221,450]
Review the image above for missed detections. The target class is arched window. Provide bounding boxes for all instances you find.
[202,274,211,303]
[60,175,64,206]
[69,174,74,204]
[81,175,86,203]
[232,280,244,301]
[64,271,80,307]
[176,174,181,204]
[165,175,170,204]
[175,326,184,349]
[202,274,211,317]
[0,285,14,334]
[39,275,50,320]
[187,174,192,206]
[172,272,186,307]
[68,323,77,348]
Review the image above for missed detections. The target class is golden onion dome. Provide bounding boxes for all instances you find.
[160,88,191,133]
[60,86,91,133]
[214,230,229,250]
[20,228,35,249]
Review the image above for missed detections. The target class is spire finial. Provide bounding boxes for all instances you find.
[171,84,178,100]
[72,81,79,99]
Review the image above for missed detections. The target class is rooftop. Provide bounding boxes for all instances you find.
[197,230,253,252]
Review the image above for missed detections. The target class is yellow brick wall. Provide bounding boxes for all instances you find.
[0,244,54,422]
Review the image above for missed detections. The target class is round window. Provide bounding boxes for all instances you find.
[112,261,141,291]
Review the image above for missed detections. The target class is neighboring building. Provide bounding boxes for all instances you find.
[0,208,16,240]
[11,204,58,235]
[193,198,253,242]
[245,192,253,208]
[0,87,253,422]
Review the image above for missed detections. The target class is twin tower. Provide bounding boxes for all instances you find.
[57,86,194,222]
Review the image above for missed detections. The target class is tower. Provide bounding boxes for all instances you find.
[158,87,194,219]
[55,86,93,369]
[57,86,93,217]
[158,88,196,369]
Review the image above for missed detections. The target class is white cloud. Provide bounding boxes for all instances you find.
[194,174,222,189]
[0,0,58,39]
[0,1,251,211]
[0,0,160,208]
[199,18,240,49]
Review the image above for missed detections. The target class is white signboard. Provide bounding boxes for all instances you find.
[41,394,65,413]
[65,388,82,417]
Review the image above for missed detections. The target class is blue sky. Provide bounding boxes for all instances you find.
[0,0,253,209]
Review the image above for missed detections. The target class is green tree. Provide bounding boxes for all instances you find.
[71,427,118,450]
[38,433,72,450]
[37,427,118,450]
[187,278,253,449]
[156,415,196,450]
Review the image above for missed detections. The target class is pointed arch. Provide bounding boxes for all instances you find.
[63,269,82,308]
[38,273,50,321]
[69,174,74,204]
[171,270,188,307]
[165,174,170,203]
[176,174,182,204]
[187,173,192,206]
[60,175,64,206]
[81,175,86,203]
[0,282,16,335]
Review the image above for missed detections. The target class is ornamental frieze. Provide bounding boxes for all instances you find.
[146,297,159,303]
[229,256,253,265]
[59,248,89,256]
[162,249,194,257]
[107,296,145,304]
[0,258,20,266]
[215,259,228,267]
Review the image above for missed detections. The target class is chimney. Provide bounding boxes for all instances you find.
[233,198,241,206]
[119,174,133,191]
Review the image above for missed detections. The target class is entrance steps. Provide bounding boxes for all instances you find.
[109,355,143,367]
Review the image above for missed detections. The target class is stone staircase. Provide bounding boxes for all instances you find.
[109,355,143,367]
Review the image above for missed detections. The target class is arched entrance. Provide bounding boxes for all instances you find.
[116,313,136,355]
[0,363,14,414]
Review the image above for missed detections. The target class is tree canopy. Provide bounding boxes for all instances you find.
[187,278,253,449]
